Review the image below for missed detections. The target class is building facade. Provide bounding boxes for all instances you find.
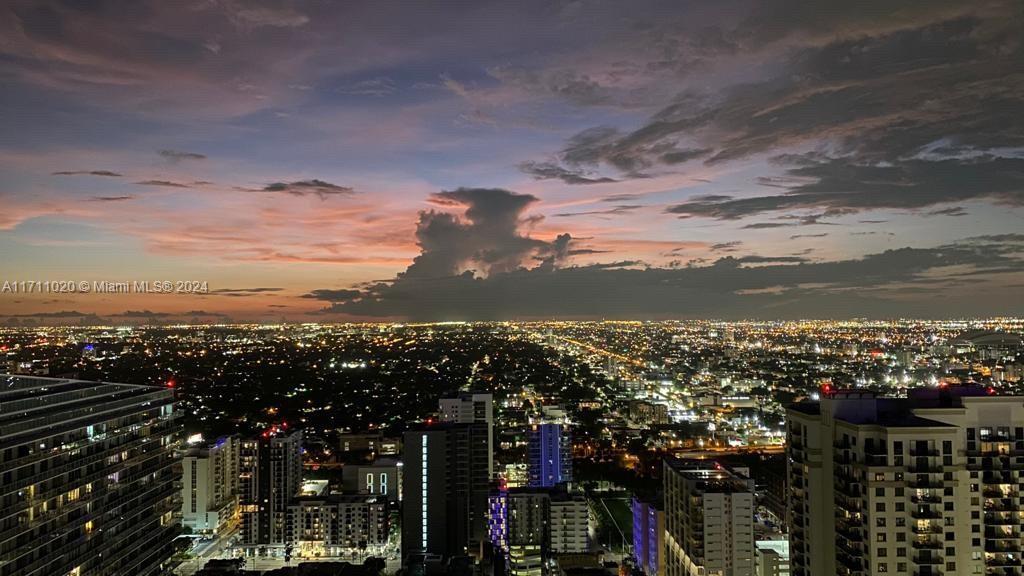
[286,494,389,558]
[439,392,494,478]
[488,486,591,576]
[787,386,1024,576]
[528,423,572,488]
[633,498,665,576]
[239,428,302,552]
[181,435,240,535]
[0,375,181,576]
[402,422,491,561]
[341,458,401,503]
[664,458,756,576]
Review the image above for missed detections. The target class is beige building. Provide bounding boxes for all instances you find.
[664,458,756,576]
[787,386,1024,576]
[181,436,241,535]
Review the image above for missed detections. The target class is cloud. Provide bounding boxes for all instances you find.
[734,255,809,264]
[109,310,174,317]
[136,179,191,188]
[209,287,284,297]
[668,156,1024,220]
[710,241,742,252]
[301,288,363,302]
[926,206,968,217]
[53,170,123,177]
[554,205,641,218]
[518,161,617,185]
[7,309,95,318]
[790,233,829,239]
[321,232,1024,320]
[542,5,1024,217]
[338,77,397,96]
[254,180,355,199]
[88,195,135,202]
[741,222,792,229]
[223,3,309,28]
[402,187,569,278]
[159,149,206,161]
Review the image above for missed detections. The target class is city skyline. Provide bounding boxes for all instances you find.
[2,0,1023,322]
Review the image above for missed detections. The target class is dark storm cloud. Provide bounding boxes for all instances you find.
[321,233,1024,320]
[53,170,122,177]
[403,188,569,278]
[558,123,711,176]
[668,156,1024,220]
[254,180,355,199]
[159,149,207,161]
[518,161,617,185]
[543,3,1024,218]
[301,289,362,302]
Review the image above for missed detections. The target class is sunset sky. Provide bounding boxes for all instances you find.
[1,0,1023,322]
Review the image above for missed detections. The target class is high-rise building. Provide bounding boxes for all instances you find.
[633,497,665,576]
[787,386,1024,576]
[528,423,572,488]
[489,489,549,576]
[286,494,389,557]
[239,427,302,553]
[664,458,756,576]
[548,491,589,554]
[181,435,240,535]
[488,486,591,576]
[402,422,491,561]
[0,374,181,576]
[439,392,494,478]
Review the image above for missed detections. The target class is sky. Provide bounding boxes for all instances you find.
[1,0,1023,322]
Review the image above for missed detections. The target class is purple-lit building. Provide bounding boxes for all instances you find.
[528,423,572,488]
[632,498,664,576]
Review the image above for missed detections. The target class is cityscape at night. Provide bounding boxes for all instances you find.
[2,0,1024,575]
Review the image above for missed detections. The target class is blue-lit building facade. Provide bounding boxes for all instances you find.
[528,424,571,488]
[632,497,664,576]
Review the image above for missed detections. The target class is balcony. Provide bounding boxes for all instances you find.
[987,542,1022,553]
[912,538,942,549]
[911,507,943,519]
[913,554,942,565]
[913,524,943,535]
[910,448,939,457]
[912,494,943,504]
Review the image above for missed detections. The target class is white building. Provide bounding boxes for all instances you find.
[549,493,590,554]
[664,459,756,576]
[181,436,240,535]
[787,386,1024,576]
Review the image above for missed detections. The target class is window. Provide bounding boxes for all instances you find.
[876,502,886,512]
[876,487,885,497]
[877,517,887,527]
[877,533,887,542]
[897,547,906,557]
[878,548,888,557]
